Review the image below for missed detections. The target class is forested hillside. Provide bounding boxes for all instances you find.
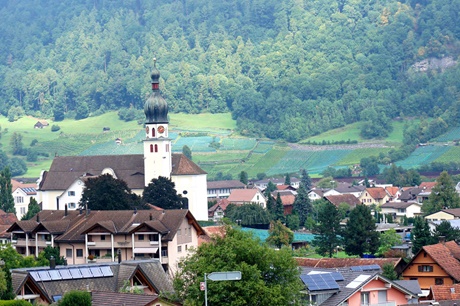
[1,0,459,142]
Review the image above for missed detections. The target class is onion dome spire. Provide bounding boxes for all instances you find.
[144,58,168,124]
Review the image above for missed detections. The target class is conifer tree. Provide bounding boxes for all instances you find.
[284,173,291,185]
[274,193,285,223]
[343,204,379,257]
[300,169,312,190]
[292,185,313,226]
[0,167,15,214]
[411,216,436,254]
[312,202,342,257]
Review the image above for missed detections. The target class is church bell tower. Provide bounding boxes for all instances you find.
[143,59,172,186]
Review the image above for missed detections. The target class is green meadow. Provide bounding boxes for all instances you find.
[1,113,458,179]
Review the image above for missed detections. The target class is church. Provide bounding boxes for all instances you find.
[37,62,208,221]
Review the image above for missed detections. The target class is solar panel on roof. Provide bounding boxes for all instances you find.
[89,267,103,277]
[80,268,92,278]
[100,266,113,277]
[49,270,62,280]
[59,269,72,280]
[330,272,344,281]
[300,274,340,291]
[69,269,82,279]
[350,264,381,272]
[38,271,51,281]
[30,271,40,281]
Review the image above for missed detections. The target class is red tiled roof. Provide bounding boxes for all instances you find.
[227,189,260,202]
[430,284,460,301]
[385,186,400,197]
[419,182,436,191]
[324,194,360,208]
[365,187,388,200]
[208,199,230,214]
[423,241,460,281]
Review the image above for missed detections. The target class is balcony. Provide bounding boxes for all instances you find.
[15,238,35,247]
[87,241,112,248]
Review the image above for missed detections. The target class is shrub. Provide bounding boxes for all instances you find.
[0,301,33,306]
[51,125,61,132]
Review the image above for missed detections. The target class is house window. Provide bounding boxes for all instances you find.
[418,265,433,272]
[101,235,106,241]
[152,128,155,137]
[68,203,76,209]
[68,191,75,196]
[138,234,144,241]
[361,292,370,305]
[76,249,83,257]
[150,234,159,241]
[20,207,26,215]
[178,246,182,253]
[185,245,188,251]
[15,196,24,203]
[66,249,72,258]
[435,278,444,285]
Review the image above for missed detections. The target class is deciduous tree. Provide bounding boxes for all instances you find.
[173,225,303,305]
[142,176,183,209]
[422,171,460,215]
[266,220,294,248]
[80,174,140,210]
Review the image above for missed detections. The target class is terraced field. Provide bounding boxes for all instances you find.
[395,145,451,169]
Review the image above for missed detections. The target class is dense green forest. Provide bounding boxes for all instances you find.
[0,0,459,142]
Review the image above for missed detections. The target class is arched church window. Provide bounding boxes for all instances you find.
[154,144,158,152]
[152,128,155,137]
[150,144,153,153]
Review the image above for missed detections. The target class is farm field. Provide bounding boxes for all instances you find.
[2,112,459,179]
[395,145,451,169]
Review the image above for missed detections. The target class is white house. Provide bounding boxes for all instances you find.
[12,179,39,219]
[380,201,422,223]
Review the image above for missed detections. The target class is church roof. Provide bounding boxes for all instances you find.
[39,153,205,191]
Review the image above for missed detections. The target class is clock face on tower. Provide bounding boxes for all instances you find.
[158,125,165,133]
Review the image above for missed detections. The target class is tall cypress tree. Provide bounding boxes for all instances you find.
[0,167,15,214]
[343,204,380,257]
[411,216,436,254]
[300,169,312,190]
[292,185,313,226]
[312,202,342,257]
[274,193,285,223]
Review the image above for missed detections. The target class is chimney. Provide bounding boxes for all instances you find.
[50,256,56,269]
[149,213,153,221]
[36,214,40,223]
[56,197,59,210]
[134,208,137,215]
[64,204,68,217]
[439,236,446,244]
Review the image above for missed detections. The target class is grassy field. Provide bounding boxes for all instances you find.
[2,112,459,179]
[301,120,407,145]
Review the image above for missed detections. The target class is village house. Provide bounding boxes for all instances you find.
[300,266,420,305]
[271,190,297,215]
[206,180,246,199]
[331,182,366,198]
[380,201,422,223]
[0,209,18,244]
[37,65,208,221]
[324,194,361,210]
[226,188,267,208]
[359,187,390,206]
[253,177,300,189]
[401,239,460,293]
[425,208,460,222]
[208,199,230,222]
[7,209,203,274]
[33,120,49,129]
[11,259,175,305]
[12,179,39,219]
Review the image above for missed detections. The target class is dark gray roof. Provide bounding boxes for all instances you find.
[8,209,203,243]
[399,187,422,201]
[11,259,173,301]
[91,291,159,306]
[333,183,366,194]
[40,154,205,191]
[207,180,246,189]
[394,280,422,295]
[300,266,418,306]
